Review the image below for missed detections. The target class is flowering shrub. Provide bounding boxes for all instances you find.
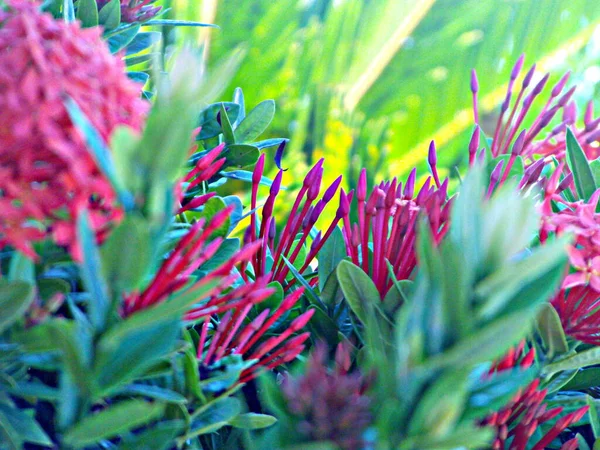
[3,2,600,450]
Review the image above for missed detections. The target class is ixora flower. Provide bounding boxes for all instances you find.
[341,164,451,298]
[97,0,161,23]
[278,344,372,450]
[483,344,588,450]
[243,153,347,288]
[0,0,148,258]
[552,286,600,345]
[470,54,600,162]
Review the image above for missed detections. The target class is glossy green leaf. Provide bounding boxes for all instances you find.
[318,226,346,291]
[198,196,230,238]
[185,397,241,439]
[75,0,98,27]
[0,404,52,448]
[63,0,75,22]
[197,103,241,140]
[566,127,597,201]
[0,281,34,334]
[225,144,260,168]
[198,238,240,272]
[118,420,185,450]
[63,400,164,447]
[220,103,236,144]
[229,413,277,430]
[536,303,568,358]
[77,211,110,332]
[107,24,140,53]
[100,215,152,294]
[98,0,120,30]
[235,100,276,143]
[544,347,600,375]
[336,260,379,323]
[118,384,187,404]
[7,252,35,284]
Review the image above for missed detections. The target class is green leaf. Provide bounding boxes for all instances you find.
[225,144,260,168]
[98,0,120,30]
[118,384,187,404]
[0,281,34,333]
[8,252,35,284]
[75,0,98,27]
[422,310,533,371]
[218,170,278,187]
[564,367,600,391]
[185,397,241,439]
[336,260,380,323]
[566,127,597,201]
[93,314,180,397]
[143,19,219,27]
[198,238,239,273]
[107,24,140,53]
[229,413,277,430]
[220,103,236,144]
[128,71,150,85]
[474,236,568,321]
[197,103,241,140]
[125,31,161,56]
[63,0,75,22]
[100,215,152,294]
[235,100,276,143]
[544,347,600,375]
[77,211,110,332]
[198,197,230,238]
[64,98,132,207]
[118,420,185,450]
[318,226,346,291]
[63,400,164,447]
[536,303,568,358]
[0,404,52,448]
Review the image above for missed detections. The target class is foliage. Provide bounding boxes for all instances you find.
[3,0,600,449]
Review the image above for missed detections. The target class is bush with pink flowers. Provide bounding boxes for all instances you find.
[3,1,600,449]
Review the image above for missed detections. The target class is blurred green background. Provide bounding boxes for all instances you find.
[161,0,600,190]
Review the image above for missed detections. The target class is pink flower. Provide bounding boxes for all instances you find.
[196,288,314,383]
[340,166,450,298]
[97,0,161,23]
[552,286,600,345]
[0,0,148,258]
[243,154,346,288]
[483,344,588,450]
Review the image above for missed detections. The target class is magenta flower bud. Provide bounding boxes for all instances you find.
[337,188,351,218]
[439,178,449,199]
[428,140,437,167]
[270,170,283,197]
[490,160,504,185]
[525,159,544,186]
[385,180,397,208]
[551,71,570,98]
[416,177,431,202]
[323,175,342,202]
[585,129,600,144]
[512,130,526,156]
[511,54,525,80]
[308,200,325,226]
[351,223,361,247]
[253,153,266,185]
[469,126,480,155]
[404,168,416,198]
[586,117,600,133]
[477,148,486,164]
[501,92,512,113]
[310,231,322,253]
[268,218,276,240]
[532,73,549,96]
[522,64,536,88]
[585,101,594,126]
[304,159,324,187]
[243,225,253,245]
[557,86,576,107]
[556,173,573,194]
[357,168,368,201]
[307,168,323,200]
[539,106,559,129]
[563,101,577,125]
[366,190,382,215]
[470,69,479,93]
